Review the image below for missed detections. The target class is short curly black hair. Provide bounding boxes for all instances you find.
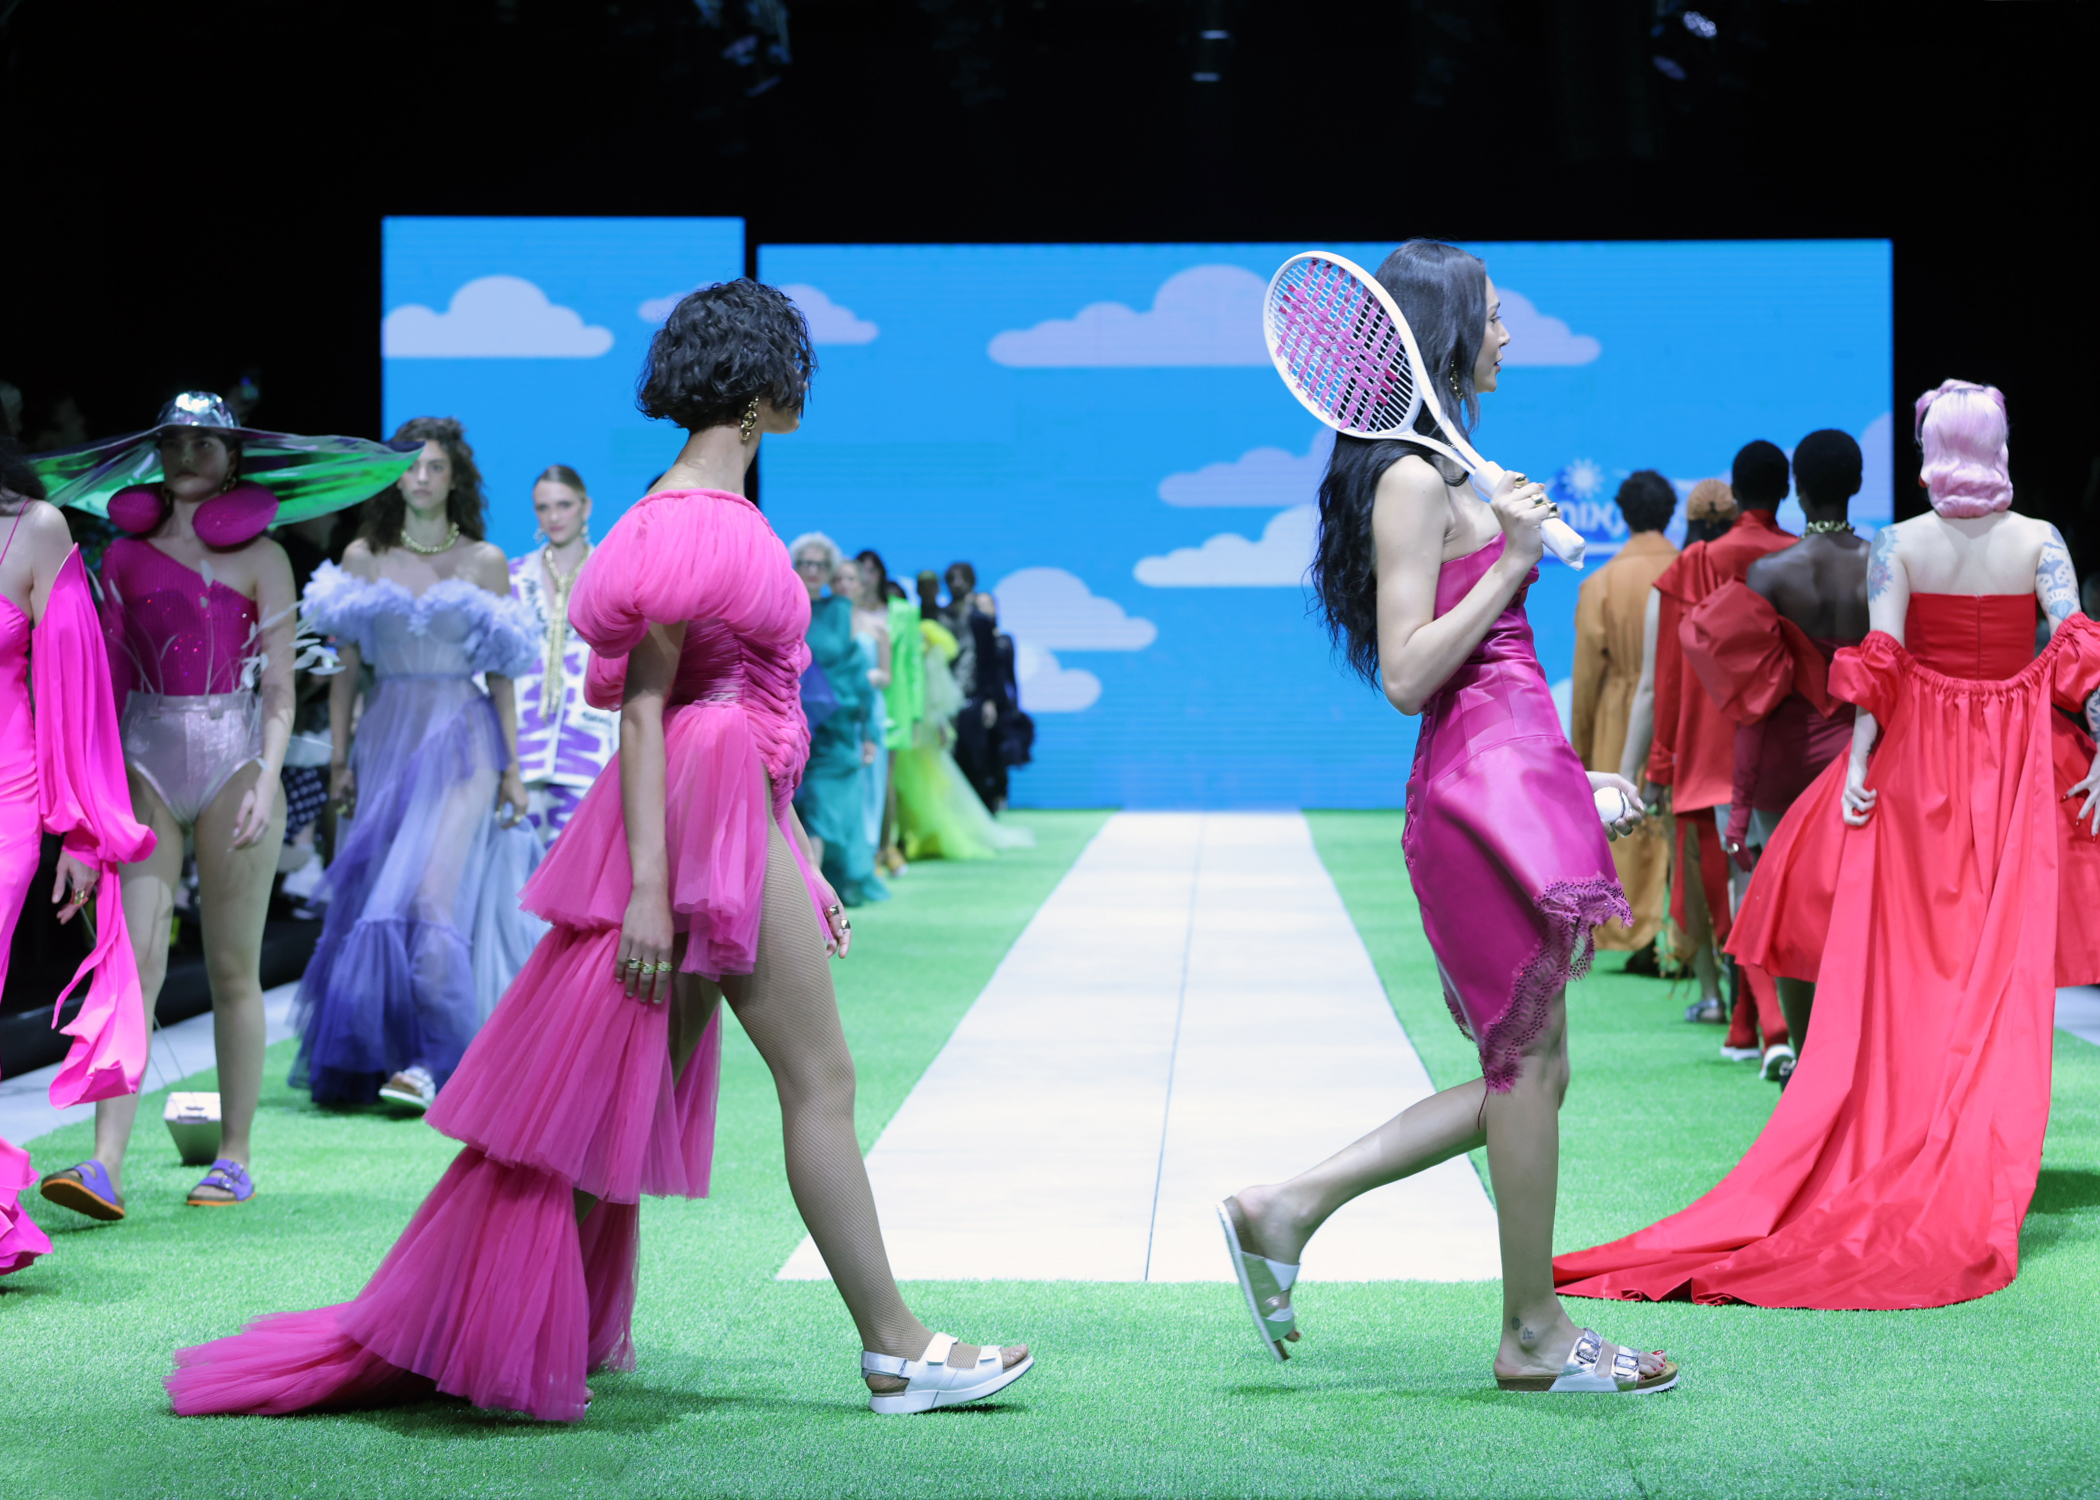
[1614,469,1677,534]
[635,280,815,433]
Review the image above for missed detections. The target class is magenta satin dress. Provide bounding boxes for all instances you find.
[1402,537,1629,1090]
[0,528,157,1276]
[167,489,827,1422]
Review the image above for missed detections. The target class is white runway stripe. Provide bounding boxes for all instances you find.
[778,811,1501,1283]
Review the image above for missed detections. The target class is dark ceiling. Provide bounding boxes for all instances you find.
[4,1,2092,547]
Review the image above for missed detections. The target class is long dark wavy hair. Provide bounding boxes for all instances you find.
[1309,240,1489,686]
[0,433,47,516]
[359,415,488,552]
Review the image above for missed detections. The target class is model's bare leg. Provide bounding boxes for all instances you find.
[186,761,286,1197]
[76,771,184,1193]
[721,815,1024,1392]
[1234,991,1664,1380]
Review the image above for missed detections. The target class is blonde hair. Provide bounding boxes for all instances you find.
[1685,478,1738,524]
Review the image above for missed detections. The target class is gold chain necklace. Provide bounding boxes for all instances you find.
[541,541,591,704]
[400,522,461,555]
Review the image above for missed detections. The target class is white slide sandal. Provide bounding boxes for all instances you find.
[861,1332,1034,1415]
[1496,1328,1680,1394]
[1217,1199,1299,1362]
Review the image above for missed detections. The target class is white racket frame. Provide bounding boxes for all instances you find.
[1263,250,1585,568]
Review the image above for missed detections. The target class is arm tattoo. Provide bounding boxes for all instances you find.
[2087,688,2100,740]
[1867,527,1899,602]
[2039,525,2079,623]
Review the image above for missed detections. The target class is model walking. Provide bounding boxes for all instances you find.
[510,464,620,845]
[0,439,156,1272]
[1219,240,1675,1394]
[169,280,1030,1421]
[293,417,545,1110]
[40,396,295,1213]
[1558,380,2100,1309]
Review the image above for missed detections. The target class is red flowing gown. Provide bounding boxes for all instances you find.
[1555,596,2100,1310]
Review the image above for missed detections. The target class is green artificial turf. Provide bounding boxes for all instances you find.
[4,809,2096,1499]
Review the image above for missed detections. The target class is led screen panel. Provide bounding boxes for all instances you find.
[757,240,1891,809]
[382,216,745,556]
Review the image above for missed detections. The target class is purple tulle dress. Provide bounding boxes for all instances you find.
[1402,537,1630,1090]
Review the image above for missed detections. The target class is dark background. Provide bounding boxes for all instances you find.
[4,0,2092,552]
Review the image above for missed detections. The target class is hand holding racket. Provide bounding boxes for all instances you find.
[1262,250,1586,569]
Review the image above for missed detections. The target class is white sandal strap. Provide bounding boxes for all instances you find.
[921,1331,958,1367]
[862,1351,909,1376]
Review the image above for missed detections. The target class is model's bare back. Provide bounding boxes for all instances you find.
[1868,510,2077,645]
[1745,535,1871,641]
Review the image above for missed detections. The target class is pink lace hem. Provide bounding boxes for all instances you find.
[1467,876,1632,1092]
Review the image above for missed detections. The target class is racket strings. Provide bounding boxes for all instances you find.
[1269,261,1415,434]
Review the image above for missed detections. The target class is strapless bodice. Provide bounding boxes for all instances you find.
[1905,593,2037,682]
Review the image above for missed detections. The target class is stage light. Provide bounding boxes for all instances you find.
[1683,10,1718,38]
[1653,55,1687,80]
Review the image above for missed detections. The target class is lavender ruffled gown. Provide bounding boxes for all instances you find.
[292,565,548,1103]
[1402,538,1630,1090]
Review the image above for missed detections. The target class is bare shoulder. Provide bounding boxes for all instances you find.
[1371,453,1453,532]
[17,499,76,552]
[464,539,511,594]
[339,537,379,577]
[1744,546,1791,596]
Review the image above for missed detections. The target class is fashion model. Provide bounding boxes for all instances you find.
[0,438,156,1272]
[41,397,297,1213]
[1219,240,1676,1395]
[168,280,1030,1421]
[510,464,620,845]
[292,418,545,1111]
[1558,380,2100,1309]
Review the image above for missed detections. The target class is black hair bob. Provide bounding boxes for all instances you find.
[637,280,815,433]
[1615,469,1677,534]
[1310,240,1490,687]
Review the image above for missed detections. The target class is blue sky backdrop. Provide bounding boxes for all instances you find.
[382,215,743,555]
[382,228,1889,808]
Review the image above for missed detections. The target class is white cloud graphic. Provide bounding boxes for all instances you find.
[1134,504,1317,588]
[385,275,614,358]
[1015,643,1101,713]
[991,567,1157,650]
[988,264,1268,367]
[1159,429,1333,508]
[1497,288,1601,367]
[637,290,689,323]
[781,284,879,345]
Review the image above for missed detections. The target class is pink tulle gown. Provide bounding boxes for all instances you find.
[168,490,823,1420]
[1402,537,1630,1089]
[0,517,157,1275]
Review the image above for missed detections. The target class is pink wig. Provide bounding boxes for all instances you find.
[1914,379,2012,518]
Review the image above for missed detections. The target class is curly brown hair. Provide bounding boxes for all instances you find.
[358,416,488,551]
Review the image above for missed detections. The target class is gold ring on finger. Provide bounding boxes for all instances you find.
[625,957,643,971]
[652,960,672,973]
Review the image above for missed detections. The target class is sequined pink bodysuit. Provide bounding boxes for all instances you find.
[99,537,264,824]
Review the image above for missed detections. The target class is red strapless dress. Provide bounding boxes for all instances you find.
[1554,597,2100,1309]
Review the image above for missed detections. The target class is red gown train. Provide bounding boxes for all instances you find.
[1555,596,2100,1310]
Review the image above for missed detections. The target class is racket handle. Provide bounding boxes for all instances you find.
[1542,517,1586,569]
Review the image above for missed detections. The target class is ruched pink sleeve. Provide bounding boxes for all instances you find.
[36,548,156,1108]
[1829,631,1905,722]
[572,490,810,711]
[2048,613,2100,713]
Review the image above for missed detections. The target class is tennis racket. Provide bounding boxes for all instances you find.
[1263,250,1585,569]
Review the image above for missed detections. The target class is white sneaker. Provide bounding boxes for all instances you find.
[1761,1043,1796,1081]
[1719,1044,1762,1062]
[377,1066,437,1113]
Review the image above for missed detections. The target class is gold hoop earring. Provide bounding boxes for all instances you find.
[739,398,760,440]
